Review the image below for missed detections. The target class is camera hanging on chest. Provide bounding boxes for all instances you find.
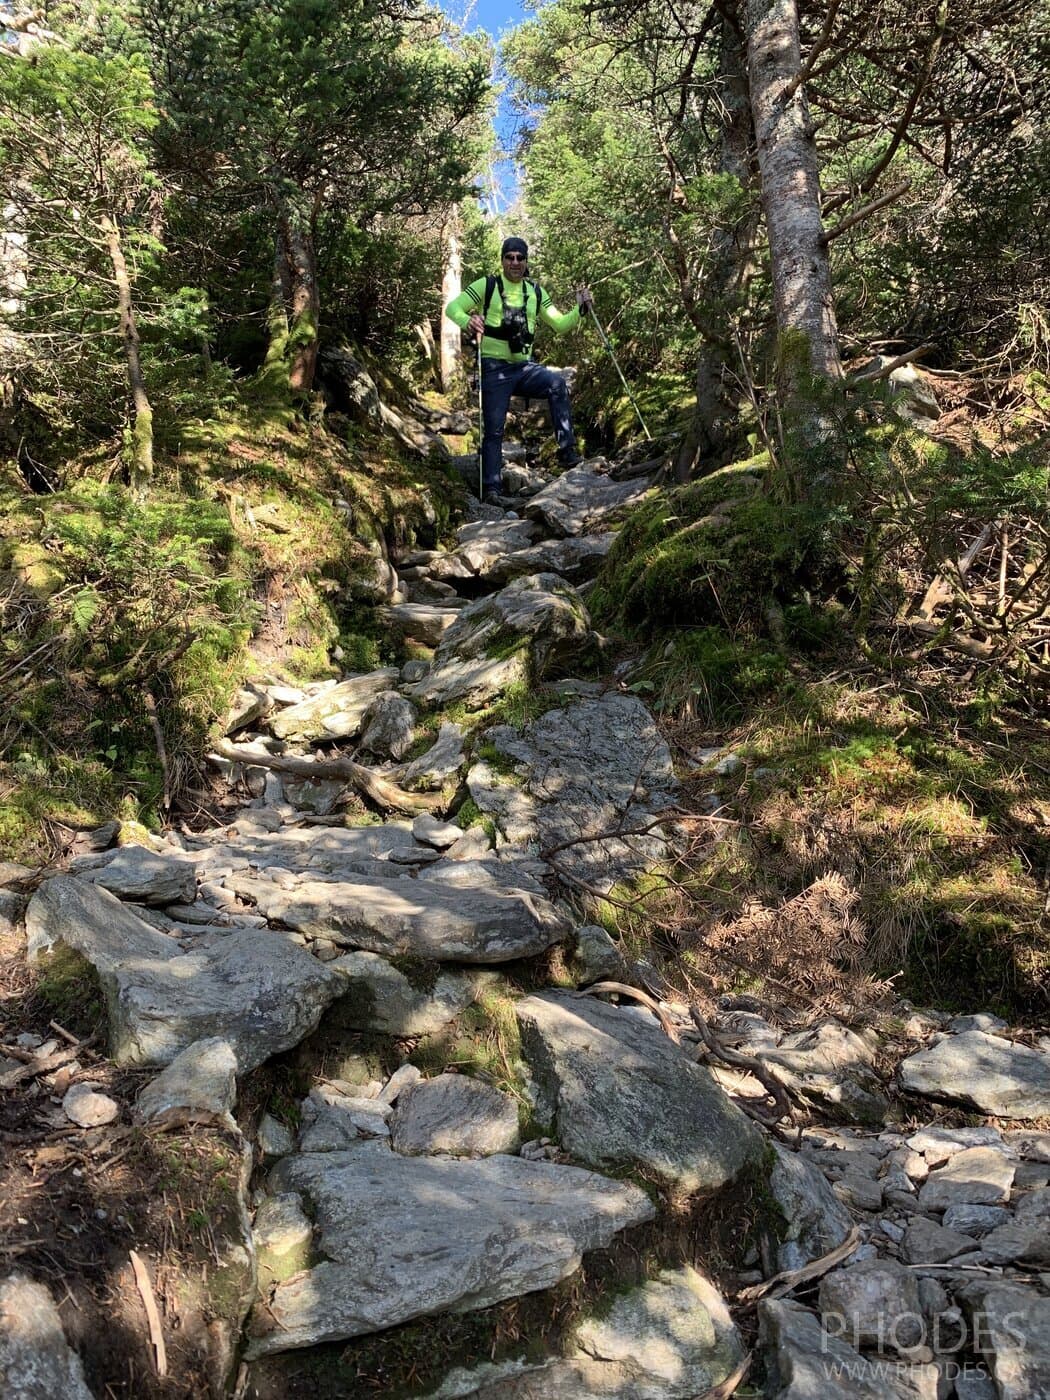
[483,275,542,357]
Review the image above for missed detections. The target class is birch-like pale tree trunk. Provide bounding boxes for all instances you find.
[440,212,462,392]
[100,213,153,491]
[745,0,841,385]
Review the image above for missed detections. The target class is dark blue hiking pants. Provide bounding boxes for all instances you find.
[480,358,576,493]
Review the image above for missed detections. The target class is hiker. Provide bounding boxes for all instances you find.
[445,236,593,503]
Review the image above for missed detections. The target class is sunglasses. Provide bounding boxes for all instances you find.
[502,253,526,263]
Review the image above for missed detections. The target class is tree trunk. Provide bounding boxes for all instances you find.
[100,213,153,491]
[440,211,462,392]
[745,0,840,385]
[675,17,758,480]
[263,200,321,397]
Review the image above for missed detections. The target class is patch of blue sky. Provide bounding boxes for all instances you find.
[447,0,533,216]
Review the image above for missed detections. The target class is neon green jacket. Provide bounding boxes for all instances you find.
[445,275,581,363]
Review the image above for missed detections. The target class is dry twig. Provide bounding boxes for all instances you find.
[736,1226,862,1307]
[129,1249,167,1378]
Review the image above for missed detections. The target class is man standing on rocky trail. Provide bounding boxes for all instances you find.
[444,236,593,504]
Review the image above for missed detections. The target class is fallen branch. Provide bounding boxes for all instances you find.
[213,740,442,816]
[690,1008,794,1128]
[0,1041,92,1091]
[848,344,933,384]
[577,981,681,1042]
[130,1249,168,1378]
[736,1226,861,1307]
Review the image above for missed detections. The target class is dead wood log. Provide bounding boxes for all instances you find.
[213,740,442,816]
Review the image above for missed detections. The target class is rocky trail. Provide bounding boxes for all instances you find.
[2,445,1050,1400]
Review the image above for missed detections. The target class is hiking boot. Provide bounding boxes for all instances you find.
[481,490,503,506]
[556,449,584,468]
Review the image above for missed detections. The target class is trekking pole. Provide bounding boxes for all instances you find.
[588,302,652,441]
[475,333,484,499]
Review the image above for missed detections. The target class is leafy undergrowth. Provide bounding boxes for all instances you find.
[0,395,465,863]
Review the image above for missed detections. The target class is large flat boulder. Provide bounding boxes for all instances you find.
[404,575,595,708]
[26,876,342,1069]
[517,993,763,1193]
[269,669,400,741]
[188,821,421,881]
[228,868,570,964]
[245,1140,655,1357]
[899,1032,1050,1120]
[524,461,655,537]
[468,693,676,890]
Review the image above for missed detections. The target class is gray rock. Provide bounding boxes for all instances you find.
[0,889,25,935]
[574,925,628,984]
[236,867,569,964]
[906,1125,1004,1165]
[26,876,342,1069]
[401,659,431,683]
[953,1374,997,1400]
[0,1275,94,1400]
[245,1141,655,1357]
[488,533,617,586]
[516,992,763,1194]
[769,1142,853,1272]
[818,1258,924,1353]
[403,653,527,710]
[329,951,489,1036]
[412,814,466,849]
[268,778,347,817]
[377,1064,423,1105]
[941,1204,1011,1237]
[980,1220,1050,1267]
[445,1266,743,1399]
[468,694,676,891]
[902,1217,976,1264]
[270,669,400,741]
[445,826,494,861]
[759,1299,939,1399]
[763,1023,886,1125]
[524,460,655,537]
[390,1075,521,1157]
[62,1082,119,1128]
[917,1147,1015,1211]
[224,682,273,735]
[402,722,467,791]
[1016,1186,1050,1219]
[258,1113,296,1161]
[832,1171,884,1213]
[960,1281,1050,1400]
[84,845,197,906]
[407,574,596,707]
[358,691,417,759]
[948,1013,1009,1035]
[380,603,460,647]
[135,1036,238,1128]
[899,1032,1050,1120]
[254,1192,312,1257]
